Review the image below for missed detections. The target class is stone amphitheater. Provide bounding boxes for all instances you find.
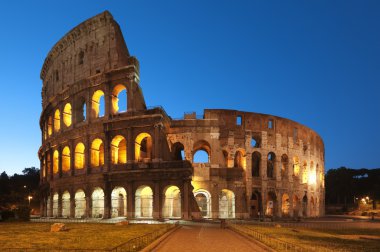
[39,11,325,220]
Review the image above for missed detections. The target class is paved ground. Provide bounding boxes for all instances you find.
[152,223,267,252]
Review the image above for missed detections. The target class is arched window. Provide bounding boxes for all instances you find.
[302,161,308,183]
[135,185,153,218]
[54,109,60,132]
[135,133,153,161]
[75,97,87,123]
[92,187,104,218]
[222,150,229,167]
[266,191,277,216]
[267,152,275,178]
[62,146,71,172]
[252,152,261,177]
[91,90,105,118]
[281,193,290,216]
[111,135,127,164]
[234,150,245,168]
[193,140,211,163]
[293,156,300,176]
[194,190,212,218]
[111,84,127,114]
[91,138,104,167]
[111,187,127,218]
[219,189,235,219]
[53,150,59,174]
[162,186,181,218]
[48,116,53,136]
[63,103,72,127]
[308,161,316,185]
[281,154,288,180]
[74,142,85,169]
[172,142,185,161]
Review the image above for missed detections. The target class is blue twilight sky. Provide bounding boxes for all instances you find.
[0,0,379,175]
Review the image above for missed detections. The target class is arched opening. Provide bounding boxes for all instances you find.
[172,142,185,161]
[135,133,153,161]
[163,186,181,218]
[48,116,53,136]
[92,187,104,218]
[309,162,316,185]
[302,161,308,184]
[302,194,308,217]
[281,193,290,217]
[52,193,58,217]
[111,84,127,114]
[63,103,72,127]
[135,185,153,218]
[91,90,105,118]
[46,196,51,217]
[250,191,262,218]
[47,155,51,176]
[53,150,59,174]
[266,191,277,216]
[75,189,86,218]
[75,97,87,123]
[281,154,288,180]
[54,109,60,132]
[252,152,261,177]
[62,146,70,172]
[310,196,316,217]
[293,195,300,217]
[111,187,127,218]
[193,140,211,163]
[194,190,211,218]
[91,138,104,167]
[219,189,235,219]
[111,135,127,164]
[234,150,245,168]
[222,150,229,167]
[74,143,85,169]
[267,152,275,178]
[62,191,70,217]
[293,156,300,176]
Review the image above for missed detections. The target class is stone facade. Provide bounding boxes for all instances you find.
[39,11,325,220]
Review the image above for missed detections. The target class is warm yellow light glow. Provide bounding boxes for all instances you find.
[308,170,317,185]
[53,150,59,174]
[48,116,53,136]
[293,156,300,176]
[111,135,127,164]
[91,138,104,167]
[234,150,246,169]
[54,109,61,132]
[91,90,105,118]
[62,146,71,172]
[111,84,127,114]
[163,186,181,218]
[63,103,72,127]
[135,133,152,161]
[75,142,85,169]
[302,161,308,183]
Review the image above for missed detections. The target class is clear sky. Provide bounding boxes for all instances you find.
[0,0,379,175]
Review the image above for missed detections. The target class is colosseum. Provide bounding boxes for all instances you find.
[39,11,325,220]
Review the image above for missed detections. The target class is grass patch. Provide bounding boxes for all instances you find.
[241,224,380,252]
[0,222,171,250]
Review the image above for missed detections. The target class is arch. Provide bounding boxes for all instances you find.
[302,161,308,183]
[193,140,211,163]
[91,138,104,167]
[111,84,127,114]
[302,194,308,217]
[266,191,277,216]
[54,109,61,132]
[194,189,212,218]
[281,154,289,180]
[63,103,72,127]
[62,146,71,172]
[135,185,153,218]
[135,133,153,161]
[48,116,53,136]
[234,150,245,169]
[111,187,127,218]
[75,97,87,123]
[46,196,51,217]
[222,150,229,167]
[74,142,85,169]
[267,152,275,178]
[293,195,300,217]
[53,150,59,174]
[62,191,70,217]
[111,135,127,164]
[92,187,104,218]
[309,161,316,185]
[219,189,235,219]
[251,152,261,177]
[281,193,290,217]
[163,186,181,218]
[250,191,262,218]
[75,189,86,218]
[52,192,59,217]
[310,196,316,217]
[91,90,105,118]
[172,142,185,161]
[293,156,300,176]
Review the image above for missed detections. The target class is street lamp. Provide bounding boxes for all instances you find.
[28,196,33,206]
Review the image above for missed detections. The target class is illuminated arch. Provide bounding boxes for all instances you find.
[74,142,85,169]
[111,187,127,218]
[281,193,290,217]
[135,133,152,161]
[219,189,235,218]
[62,146,71,172]
[293,195,300,217]
[62,191,70,217]
[302,161,308,183]
[54,109,61,132]
[75,189,86,218]
[252,152,261,177]
[48,116,53,136]
[135,185,153,218]
[53,150,59,174]
[309,161,316,185]
[111,135,127,164]
[163,186,181,218]
[63,103,72,127]
[266,191,277,216]
[111,84,127,114]
[293,156,300,176]
[281,154,289,180]
[92,187,104,218]
[267,152,276,178]
[91,138,104,167]
[52,192,59,217]
[234,150,246,169]
[91,90,105,118]
[194,189,211,218]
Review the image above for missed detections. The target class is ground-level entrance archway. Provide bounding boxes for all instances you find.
[135,185,153,218]
[162,185,181,218]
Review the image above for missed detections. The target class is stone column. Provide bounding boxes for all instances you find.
[127,183,134,219]
[70,192,75,218]
[103,184,111,219]
[58,146,63,178]
[153,182,161,219]
[104,132,111,172]
[212,186,219,219]
[261,155,267,180]
[85,136,91,175]
[127,128,134,162]
[58,191,63,217]
[183,180,190,220]
[70,140,75,176]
